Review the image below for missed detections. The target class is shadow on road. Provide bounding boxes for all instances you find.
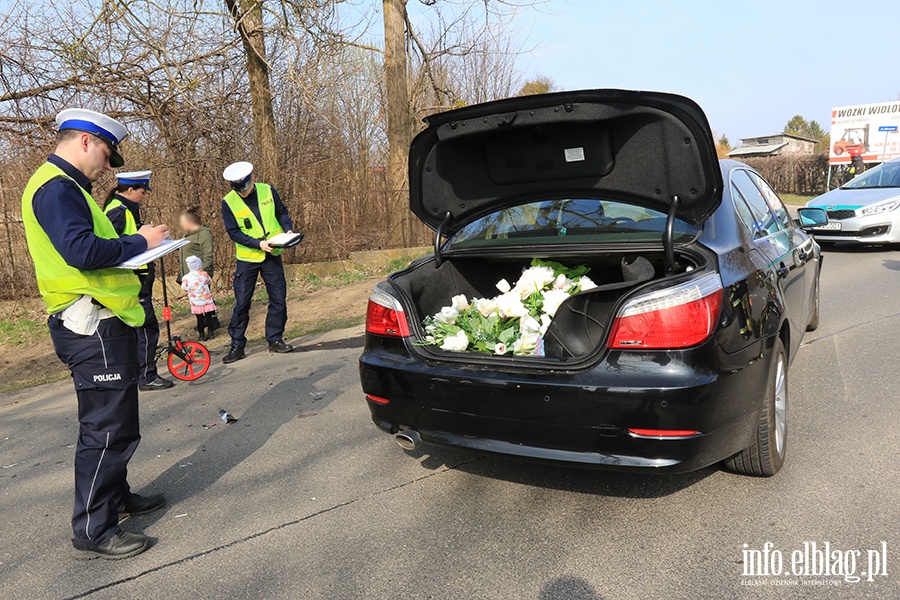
[819,242,895,254]
[126,364,342,530]
[404,445,716,499]
[882,259,900,271]
[540,576,604,600]
[293,334,366,353]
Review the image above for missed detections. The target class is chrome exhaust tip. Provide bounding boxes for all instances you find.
[395,429,421,451]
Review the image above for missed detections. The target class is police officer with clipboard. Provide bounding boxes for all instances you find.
[104,170,175,391]
[21,109,169,559]
[221,161,297,363]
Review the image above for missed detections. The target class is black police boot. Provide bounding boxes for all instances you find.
[223,345,246,364]
[118,493,166,518]
[139,376,175,391]
[73,530,150,560]
[268,340,294,354]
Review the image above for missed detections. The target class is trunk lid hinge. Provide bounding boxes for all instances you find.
[434,211,452,268]
[664,195,681,274]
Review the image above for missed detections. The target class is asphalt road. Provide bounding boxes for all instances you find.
[1,244,898,599]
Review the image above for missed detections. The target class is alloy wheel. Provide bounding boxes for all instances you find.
[773,354,787,456]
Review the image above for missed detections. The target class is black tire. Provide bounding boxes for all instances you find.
[724,338,787,477]
[806,271,820,332]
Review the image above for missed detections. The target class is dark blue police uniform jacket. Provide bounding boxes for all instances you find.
[35,155,148,547]
[221,185,293,346]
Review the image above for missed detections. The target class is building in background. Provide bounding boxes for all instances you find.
[727,133,818,159]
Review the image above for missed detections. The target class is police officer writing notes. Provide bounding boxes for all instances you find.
[104,170,175,391]
[221,161,295,363]
[21,109,169,559]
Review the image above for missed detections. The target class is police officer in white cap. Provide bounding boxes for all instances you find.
[21,109,170,559]
[221,161,296,362]
[104,170,175,391]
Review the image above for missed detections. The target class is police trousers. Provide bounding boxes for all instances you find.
[49,315,141,548]
[136,270,160,385]
[228,255,288,346]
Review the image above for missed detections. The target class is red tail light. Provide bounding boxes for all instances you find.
[366,288,411,337]
[365,394,391,405]
[608,273,723,350]
[628,428,701,439]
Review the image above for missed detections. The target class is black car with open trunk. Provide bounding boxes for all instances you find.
[359,89,826,476]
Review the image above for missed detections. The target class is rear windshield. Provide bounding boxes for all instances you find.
[447,198,699,250]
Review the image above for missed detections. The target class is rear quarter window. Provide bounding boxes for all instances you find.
[748,172,792,231]
[731,169,781,237]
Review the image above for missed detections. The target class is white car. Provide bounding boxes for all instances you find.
[806,158,900,245]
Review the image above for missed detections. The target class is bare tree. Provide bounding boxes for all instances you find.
[0,0,537,296]
[382,0,414,245]
[224,0,280,182]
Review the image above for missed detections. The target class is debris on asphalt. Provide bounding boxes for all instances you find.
[179,462,192,468]
[202,422,217,429]
[174,513,188,518]
[2,463,16,469]
[219,409,238,424]
[310,391,327,399]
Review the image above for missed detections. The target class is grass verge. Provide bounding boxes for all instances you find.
[0,314,44,346]
[780,193,817,206]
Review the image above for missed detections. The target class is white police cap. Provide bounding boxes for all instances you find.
[116,170,152,190]
[56,108,129,168]
[223,161,253,183]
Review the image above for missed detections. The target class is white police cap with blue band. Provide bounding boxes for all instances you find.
[223,161,253,183]
[116,170,152,191]
[56,108,129,168]
[223,161,254,193]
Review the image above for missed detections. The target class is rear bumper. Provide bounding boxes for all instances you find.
[360,336,773,473]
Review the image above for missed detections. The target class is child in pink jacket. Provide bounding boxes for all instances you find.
[181,255,217,341]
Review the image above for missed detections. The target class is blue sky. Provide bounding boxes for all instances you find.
[516,0,900,144]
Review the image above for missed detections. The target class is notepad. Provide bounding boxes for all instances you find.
[267,232,304,248]
[115,238,189,269]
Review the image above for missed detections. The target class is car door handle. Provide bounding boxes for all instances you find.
[777,265,790,279]
[797,250,808,262]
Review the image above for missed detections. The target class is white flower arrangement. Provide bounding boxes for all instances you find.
[419,259,595,356]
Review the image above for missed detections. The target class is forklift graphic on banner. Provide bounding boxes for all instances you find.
[832,124,869,156]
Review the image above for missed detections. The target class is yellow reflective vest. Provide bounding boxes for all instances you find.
[104,197,148,271]
[222,184,284,263]
[21,163,145,326]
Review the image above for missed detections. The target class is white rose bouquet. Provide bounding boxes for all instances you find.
[420,259,595,356]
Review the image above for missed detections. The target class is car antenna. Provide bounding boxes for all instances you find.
[664,196,681,274]
[434,211,452,268]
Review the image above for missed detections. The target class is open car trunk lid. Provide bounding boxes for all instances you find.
[409,89,723,233]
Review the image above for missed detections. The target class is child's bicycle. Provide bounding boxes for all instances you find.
[154,258,211,381]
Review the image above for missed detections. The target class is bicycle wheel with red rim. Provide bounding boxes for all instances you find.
[167,341,211,381]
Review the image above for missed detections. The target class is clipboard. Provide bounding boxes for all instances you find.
[115,238,189,269]
[267,232,304,248]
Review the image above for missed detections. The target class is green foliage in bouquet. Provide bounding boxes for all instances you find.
[419,260,598,356]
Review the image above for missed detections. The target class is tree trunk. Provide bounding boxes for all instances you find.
[382,0,412,246]
[225,0,280,186]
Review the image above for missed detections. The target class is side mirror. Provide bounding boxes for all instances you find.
[796,207,828,230]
